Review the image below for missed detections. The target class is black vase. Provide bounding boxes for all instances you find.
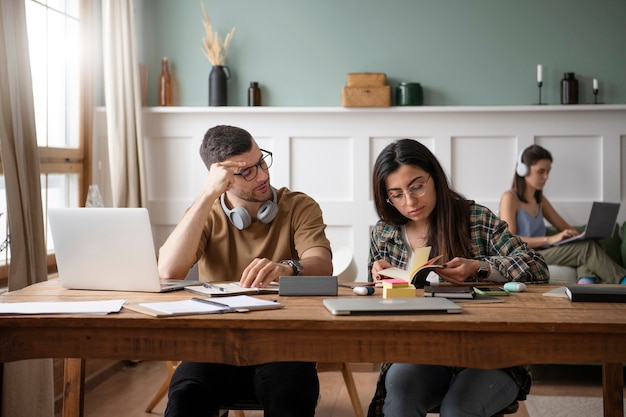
[209,65,230,106]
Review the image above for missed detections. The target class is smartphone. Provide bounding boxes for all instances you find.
[473,286,510,296]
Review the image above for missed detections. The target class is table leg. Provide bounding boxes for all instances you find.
[603,363,624,417]
[62,358,85,417]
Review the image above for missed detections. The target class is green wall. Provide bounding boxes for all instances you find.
[137,0,626,107]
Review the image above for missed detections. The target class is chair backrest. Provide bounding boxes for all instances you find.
[332,247,358,282]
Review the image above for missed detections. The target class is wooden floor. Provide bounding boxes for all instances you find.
[73,361,618,417]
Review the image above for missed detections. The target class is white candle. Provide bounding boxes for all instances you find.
[537,65,542,83]
[593,79,598,90]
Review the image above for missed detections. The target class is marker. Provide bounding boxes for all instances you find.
[353,286,375,296]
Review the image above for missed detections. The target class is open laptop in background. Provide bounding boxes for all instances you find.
[48,208,199,292]
[553,202,620,246]
[323,297,463,316]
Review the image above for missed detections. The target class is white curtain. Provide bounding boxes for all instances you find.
[102,0,146,208]
[0,0,53,415]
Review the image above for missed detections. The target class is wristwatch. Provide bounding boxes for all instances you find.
[476,260,489,279]
[280,259,303,276]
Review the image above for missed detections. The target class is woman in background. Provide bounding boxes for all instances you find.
[499,144,626,284]
[367,139,548,417]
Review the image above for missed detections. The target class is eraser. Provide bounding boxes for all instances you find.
[503,282,526,292]
[353,286,375,296]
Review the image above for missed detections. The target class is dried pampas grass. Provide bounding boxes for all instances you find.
[201,2,236,66]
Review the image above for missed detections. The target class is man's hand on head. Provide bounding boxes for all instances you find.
[204,160,247,196]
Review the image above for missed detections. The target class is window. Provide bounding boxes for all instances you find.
[0,0,94,286]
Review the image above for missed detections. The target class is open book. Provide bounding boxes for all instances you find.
[378,247,444,288]
[184,282,280,297]
[124,295,283,317]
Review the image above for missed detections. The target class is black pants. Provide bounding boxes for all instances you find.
[164,361,319,417]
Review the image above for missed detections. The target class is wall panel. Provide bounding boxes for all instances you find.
[94,105,626,281]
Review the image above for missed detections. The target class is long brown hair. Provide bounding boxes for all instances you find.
[372,139,471,260]
[512,145,552,203]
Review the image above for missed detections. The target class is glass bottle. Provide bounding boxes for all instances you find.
[85,184,104,208]
[159,57,172,106]
[248,82,261,106]
[561,72,578,105]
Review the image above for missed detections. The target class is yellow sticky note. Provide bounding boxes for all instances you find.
[383,285,417,299]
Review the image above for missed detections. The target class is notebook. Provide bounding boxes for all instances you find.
[48,208,199,292]
[322,297,463,316]
[553,202,620,246]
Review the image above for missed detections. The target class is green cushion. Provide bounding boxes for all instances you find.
[621,222,626,267]
[598,224,622,268]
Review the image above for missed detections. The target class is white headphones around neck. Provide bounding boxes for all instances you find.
[220,188,278,230]
[516,149,529,177]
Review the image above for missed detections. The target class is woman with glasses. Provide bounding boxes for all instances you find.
[367,139,548,417]
[499,144,626,285]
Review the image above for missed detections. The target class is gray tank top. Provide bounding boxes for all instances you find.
[509,191,546,237]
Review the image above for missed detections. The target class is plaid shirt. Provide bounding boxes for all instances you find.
[366,202,547,417]
[368,202,549,283]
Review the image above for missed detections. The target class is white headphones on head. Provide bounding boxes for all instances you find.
[220,188,279,230]
[516,149,529,177]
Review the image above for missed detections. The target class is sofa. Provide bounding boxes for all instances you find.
[546,222,626,284]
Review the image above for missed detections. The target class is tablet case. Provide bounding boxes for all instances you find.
[279,276,338,296]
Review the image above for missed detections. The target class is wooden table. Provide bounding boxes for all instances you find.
[1,280,625,417]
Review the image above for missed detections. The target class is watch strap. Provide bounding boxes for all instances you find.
[280,259,303,276]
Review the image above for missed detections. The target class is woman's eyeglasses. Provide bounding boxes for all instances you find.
[386,176,431,207]
[234,149,273,181]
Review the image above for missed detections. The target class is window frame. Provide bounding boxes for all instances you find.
[0,1,95,287]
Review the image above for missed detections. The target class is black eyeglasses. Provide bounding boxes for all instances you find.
[233,149,273,181]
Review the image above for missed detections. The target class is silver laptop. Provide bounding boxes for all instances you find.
[48,208,198,292]
[553,202,620,246]
[323,297,463,316]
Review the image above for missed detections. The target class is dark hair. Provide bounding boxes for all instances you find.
[199,125,254,169]
[372,139,471,260]
[512,144,552,204]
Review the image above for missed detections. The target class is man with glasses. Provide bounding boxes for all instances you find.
[158,125,332,417]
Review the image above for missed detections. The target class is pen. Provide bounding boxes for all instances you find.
[203,282,227,292]
[190,297,250,313]
[191,297,231,309]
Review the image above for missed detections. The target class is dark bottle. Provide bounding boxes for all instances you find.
[561,72,578,105]
[248,82,261,106]
[158,57,172,106]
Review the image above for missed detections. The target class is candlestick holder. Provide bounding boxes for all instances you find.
[593,88,599,104]
[535,81,544,105]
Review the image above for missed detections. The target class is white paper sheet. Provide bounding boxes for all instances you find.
[0,299,127,315]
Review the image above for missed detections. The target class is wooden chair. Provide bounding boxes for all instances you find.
[146,361,365,417]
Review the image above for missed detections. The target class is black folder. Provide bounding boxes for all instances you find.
[565,285,626,303]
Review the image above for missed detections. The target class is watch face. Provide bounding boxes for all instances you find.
[477,261,488,278]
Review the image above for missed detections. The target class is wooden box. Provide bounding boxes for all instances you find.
[341,86,391,107]
[347,72,387,87]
